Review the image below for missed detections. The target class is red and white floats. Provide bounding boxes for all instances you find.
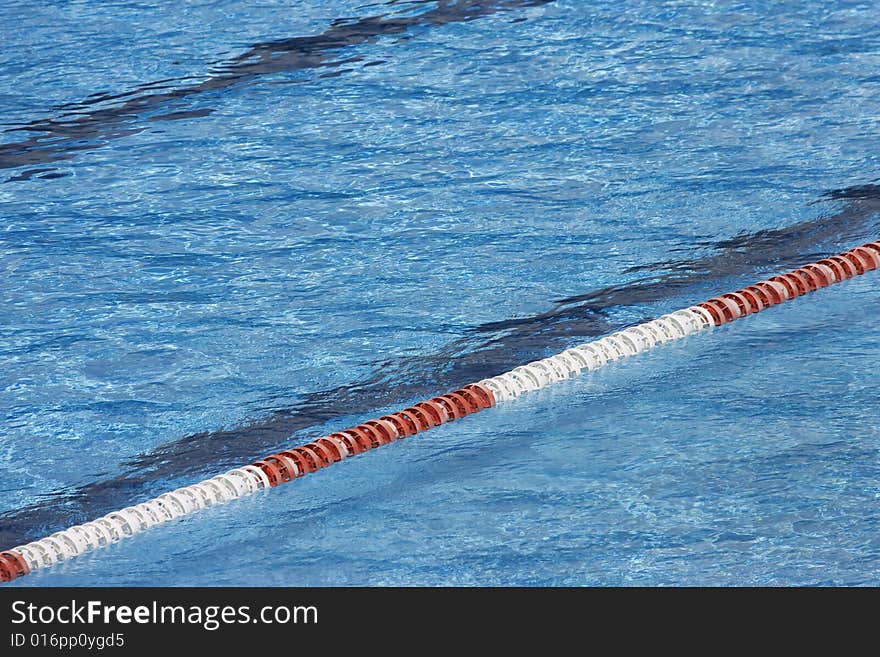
[2,240,878,583]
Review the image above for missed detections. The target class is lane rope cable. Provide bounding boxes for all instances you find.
[2,240,878,583]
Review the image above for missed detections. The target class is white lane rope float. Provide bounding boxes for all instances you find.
[1,240,878,582]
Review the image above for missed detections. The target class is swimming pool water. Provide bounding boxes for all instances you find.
[1,0,879,585]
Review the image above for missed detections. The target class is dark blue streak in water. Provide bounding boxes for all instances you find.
[0,0,553,178]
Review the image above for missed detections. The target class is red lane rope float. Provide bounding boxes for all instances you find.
[694,244,880,326]
[248,384,495,487]
[2,241,878,583]
[0,552,29,581]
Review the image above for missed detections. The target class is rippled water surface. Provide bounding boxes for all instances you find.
[2,0,879,586]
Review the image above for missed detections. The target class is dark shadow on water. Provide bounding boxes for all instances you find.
[0,0,554,179]
[1,184,879,548]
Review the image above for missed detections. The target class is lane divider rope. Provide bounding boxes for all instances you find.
[2,240,878,583]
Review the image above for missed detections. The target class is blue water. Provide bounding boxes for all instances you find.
[2,0,879,586]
